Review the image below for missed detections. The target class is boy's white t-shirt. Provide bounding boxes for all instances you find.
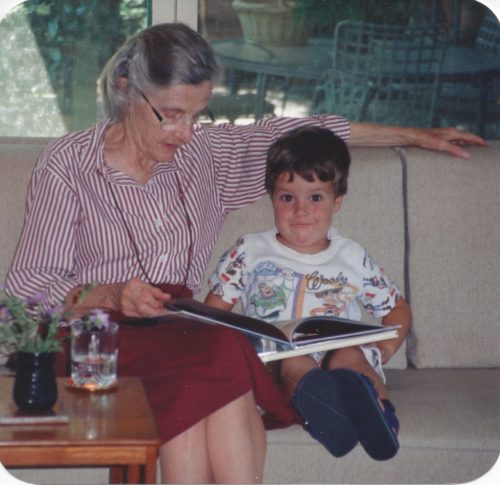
[208,227,401,324]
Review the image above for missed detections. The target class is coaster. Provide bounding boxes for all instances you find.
[64,378,118,392]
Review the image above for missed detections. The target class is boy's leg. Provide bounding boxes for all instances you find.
[284,356,359,458]
[280,354,318,398]
[325,347,400,461]
[325,346,388,399]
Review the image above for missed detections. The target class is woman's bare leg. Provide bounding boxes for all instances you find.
[159,390,266,484]
[159,418,212,484]
[208,390,266,484]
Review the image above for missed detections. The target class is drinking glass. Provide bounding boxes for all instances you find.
[70,321,118,390]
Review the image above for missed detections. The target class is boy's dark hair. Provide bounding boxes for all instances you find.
[265,126,350,196]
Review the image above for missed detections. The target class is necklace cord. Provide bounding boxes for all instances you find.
[108,172,194,288]
[173,171,194,290]
[108,176,194,288]
[107,174,193,290]
[108,182,154,284]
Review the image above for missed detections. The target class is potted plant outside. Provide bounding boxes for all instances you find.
[232,0,312,46]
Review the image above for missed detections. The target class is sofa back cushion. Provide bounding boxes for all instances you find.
[405,143,500,368]
[0,138,48,281]
[202,147,408,369]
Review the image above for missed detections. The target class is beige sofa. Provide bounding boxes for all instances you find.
[1,137,499,484]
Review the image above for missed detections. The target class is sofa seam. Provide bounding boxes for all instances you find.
[392,147,411,306]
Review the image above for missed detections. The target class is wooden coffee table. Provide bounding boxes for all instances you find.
[0,375,161,484]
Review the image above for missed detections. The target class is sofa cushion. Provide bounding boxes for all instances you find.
[201,147,408,369]
[0,138,48,281]
[405,143,500,368]
[265,368,500,484]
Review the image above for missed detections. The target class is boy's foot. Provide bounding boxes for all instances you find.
[330,368,400,461]
[292,368,359,457]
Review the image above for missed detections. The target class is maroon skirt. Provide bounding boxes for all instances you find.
[61,284,297,443]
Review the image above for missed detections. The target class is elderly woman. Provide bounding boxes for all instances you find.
[5,22,484,484]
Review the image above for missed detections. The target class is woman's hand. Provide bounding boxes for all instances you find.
[65,278,172,318]
[349,122,486,159]
[401,126,487,159]
[118,278,172,317]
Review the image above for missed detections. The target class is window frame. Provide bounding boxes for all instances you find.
[151,0,198,28]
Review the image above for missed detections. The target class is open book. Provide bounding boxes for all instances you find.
[121,298,399,363]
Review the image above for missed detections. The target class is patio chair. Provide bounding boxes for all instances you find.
[312,20,447,127]
[435,10,500,137]
[475,9,500,53]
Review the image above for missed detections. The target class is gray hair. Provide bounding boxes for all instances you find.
[99,23,218,122]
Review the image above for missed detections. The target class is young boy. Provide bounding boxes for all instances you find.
[205,126,411,461]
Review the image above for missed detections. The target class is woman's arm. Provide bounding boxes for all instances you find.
[7,157,171,318]
[6,165,81,309]
[207,115,350,211]
[349,122,486,159]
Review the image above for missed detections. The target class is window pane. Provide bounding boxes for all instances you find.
[0,0,147,137]
[202,0,499,139]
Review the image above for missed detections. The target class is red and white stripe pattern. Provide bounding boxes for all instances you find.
[6,115,349,309]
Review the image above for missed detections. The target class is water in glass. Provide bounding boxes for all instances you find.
[71,321,118,390]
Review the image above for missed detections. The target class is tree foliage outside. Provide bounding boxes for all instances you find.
[293,0,421,36]
[0,0,147,136]
[293,0,487,37]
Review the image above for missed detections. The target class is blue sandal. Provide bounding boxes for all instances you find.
[330,368,400,461]
[292,368,359,457]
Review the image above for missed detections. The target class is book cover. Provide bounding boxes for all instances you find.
[121,299,399,363]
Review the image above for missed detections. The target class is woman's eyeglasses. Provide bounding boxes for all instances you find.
[138,89,215,131]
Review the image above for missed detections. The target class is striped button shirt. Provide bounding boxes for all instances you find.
[6,115,350,309]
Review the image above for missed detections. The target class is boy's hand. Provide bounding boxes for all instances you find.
[377,340,399,365]
[204,291,235,312]
[379,296,412,364]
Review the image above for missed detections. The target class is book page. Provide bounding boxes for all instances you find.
[290,317,398,345]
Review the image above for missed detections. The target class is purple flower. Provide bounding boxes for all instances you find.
[47,303,65,319]
[26,291,47,306]
[86,309,110,330]
[0,305,11,322]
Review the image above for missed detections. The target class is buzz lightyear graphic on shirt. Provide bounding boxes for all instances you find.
[249,280,288,319]
[245,262,296,320]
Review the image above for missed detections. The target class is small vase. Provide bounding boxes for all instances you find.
[13,351,58,412]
